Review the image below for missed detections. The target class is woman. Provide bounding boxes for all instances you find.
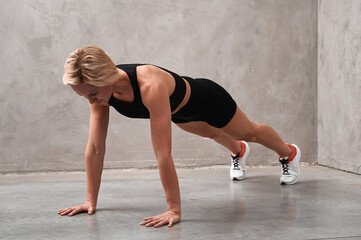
[58,45,301,228]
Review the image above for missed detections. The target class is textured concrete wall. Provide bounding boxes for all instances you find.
[318,0,361,174]
[0,0,317,173]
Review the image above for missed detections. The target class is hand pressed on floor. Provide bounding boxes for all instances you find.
[58,200,96,216]
[140,210,181,228]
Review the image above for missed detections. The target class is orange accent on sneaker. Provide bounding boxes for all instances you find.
[231,141,247,158]
[285,143,297,162]
[238,141,247,158]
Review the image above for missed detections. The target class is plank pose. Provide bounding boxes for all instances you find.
[58,45,301,227]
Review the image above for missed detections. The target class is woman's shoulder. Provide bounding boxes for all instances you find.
[137,65,174,88]
[116,63,147,69]
[137,64,160,76]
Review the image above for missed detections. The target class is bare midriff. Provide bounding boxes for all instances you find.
[171,78,191,115]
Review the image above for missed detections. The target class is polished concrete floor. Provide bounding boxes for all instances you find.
[1,165,361,240]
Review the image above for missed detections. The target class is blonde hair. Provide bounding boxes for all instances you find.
[63,45,119,87]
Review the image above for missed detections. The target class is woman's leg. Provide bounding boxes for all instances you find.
[176,122,242,154]
[221,106,292,158]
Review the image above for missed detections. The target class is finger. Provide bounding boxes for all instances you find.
[59,209,71,214]
[58,208,70,213]
[68,206,85,216]
[69,207,86,216]
[168,220,174,227]
[140,220,152,225]
[142,218,154,223]
[59,207,70,211]
[88,207,95,215]
[62,207,72,213]
[141,218,157,226]
[146,219,161,227]
[60,208,74,216]
[142,217,160,224]
[155,220,167,228]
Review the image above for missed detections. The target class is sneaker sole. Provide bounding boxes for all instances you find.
[231,171,246,181]
[280,144,301,185]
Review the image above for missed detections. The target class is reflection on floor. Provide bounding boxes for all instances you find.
[1,166,361,240]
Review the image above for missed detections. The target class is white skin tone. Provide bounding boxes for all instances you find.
[58,65,292,228]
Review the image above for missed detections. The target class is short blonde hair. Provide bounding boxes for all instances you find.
[63,45,119,87]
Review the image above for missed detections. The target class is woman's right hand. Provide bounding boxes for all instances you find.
[58,200,96,217]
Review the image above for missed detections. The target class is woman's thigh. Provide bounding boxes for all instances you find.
[175,121,222,139]
[176,106,256,141]
[220,106,256,140]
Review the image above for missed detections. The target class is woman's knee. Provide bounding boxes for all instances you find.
[242,122,259,142]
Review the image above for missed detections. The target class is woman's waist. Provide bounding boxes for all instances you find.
[171,77,192,115]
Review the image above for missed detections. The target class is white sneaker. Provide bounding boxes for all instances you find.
[230,141,250,181]
[279,143,301,185]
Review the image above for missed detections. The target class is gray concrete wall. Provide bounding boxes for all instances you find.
[318,0,361,174]
[0,0,318,173]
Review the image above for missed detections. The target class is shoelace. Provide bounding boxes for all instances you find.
[279,158,290,175]
[232,153,240,170]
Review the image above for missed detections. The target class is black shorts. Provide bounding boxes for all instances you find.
[171,77,237,128]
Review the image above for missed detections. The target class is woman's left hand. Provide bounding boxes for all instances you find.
[140,210,181,228]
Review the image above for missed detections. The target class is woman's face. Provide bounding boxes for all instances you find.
[71,84,113,105]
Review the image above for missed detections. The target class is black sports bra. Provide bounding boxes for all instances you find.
[108,64,186,119]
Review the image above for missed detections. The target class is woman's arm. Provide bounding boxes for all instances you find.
[85,103,109,207]
[58,103,109,216]
[138,66,181,227]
